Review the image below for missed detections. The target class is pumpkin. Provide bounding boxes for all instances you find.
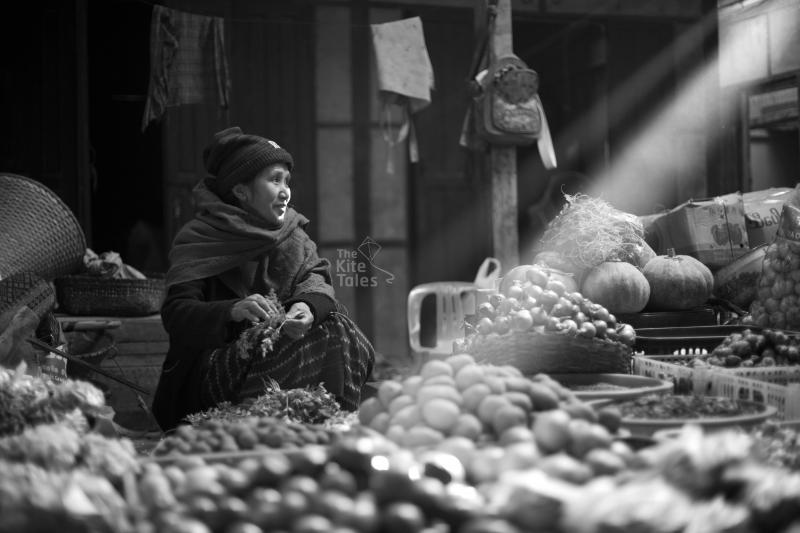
[581,261,650,314]
[642,248,714,311]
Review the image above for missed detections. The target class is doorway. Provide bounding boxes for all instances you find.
[87,0,166,273]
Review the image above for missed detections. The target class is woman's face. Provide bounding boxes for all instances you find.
[235,163,292,226]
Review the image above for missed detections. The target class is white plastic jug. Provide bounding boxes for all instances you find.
[407,281,477,356]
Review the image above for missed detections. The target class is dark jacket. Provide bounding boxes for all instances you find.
[151,226,336,431]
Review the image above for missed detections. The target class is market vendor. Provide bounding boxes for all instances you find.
[152,127,375,431]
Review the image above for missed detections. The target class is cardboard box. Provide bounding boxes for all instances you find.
[743,187,794,248]
[643,192,749,270]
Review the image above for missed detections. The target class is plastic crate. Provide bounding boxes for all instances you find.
[632,355,698,394]
[642,354,800,386]
[632,355,800,420]
[699,367,800,421]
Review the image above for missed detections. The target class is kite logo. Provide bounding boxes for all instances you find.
[335,237,395,288]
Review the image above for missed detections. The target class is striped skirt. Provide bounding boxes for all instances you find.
[201,312,374,411]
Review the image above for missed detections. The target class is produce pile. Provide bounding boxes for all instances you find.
[706,328,800,368]
[357,354,638,487]
[535,194,648,272]
[616,393,764,420]
[0,422,139,484]
[661,328,800,369]
[132,435,490,533]
[0,459,134,532]
[185,382,344,426]
[532,194,715,316]
[459,263,636,352]
[153,416,336,456]
[557,426,800,533]
[748,190,800,330]
[0,364,111,437]
[6,357,800,533]
[0,368,140,532]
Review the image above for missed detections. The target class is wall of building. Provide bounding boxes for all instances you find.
[315,4,411,363]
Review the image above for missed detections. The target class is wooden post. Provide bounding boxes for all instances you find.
[488,0,519,271]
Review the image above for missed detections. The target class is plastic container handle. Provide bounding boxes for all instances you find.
[474,257,501,289]
[408,285,439,353]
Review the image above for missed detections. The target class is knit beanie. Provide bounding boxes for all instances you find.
[203,127,294,194]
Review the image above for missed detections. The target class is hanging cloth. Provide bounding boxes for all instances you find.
[141,5,231,131]
[370,17,434,174]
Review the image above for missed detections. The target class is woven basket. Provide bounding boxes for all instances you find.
[55,273,166,317]
[0,173,86,281]
[0,272,55,320]
[467,329,632,375]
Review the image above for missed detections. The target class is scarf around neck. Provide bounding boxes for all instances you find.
[165,178,308,288]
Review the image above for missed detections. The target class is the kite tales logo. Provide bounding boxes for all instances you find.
[335,237,395,287]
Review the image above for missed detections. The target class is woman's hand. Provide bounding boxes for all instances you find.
[230,293,281,323]
[283,302,313,339]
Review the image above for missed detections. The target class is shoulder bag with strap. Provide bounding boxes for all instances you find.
[460,3,557,168]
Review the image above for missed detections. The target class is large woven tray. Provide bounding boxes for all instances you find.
[466,328,632,375]
[0,173,86,281]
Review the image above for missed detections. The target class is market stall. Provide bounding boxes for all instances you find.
[3,0,800,532]
[5,181,800,532]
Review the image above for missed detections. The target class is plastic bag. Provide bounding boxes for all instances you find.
[748,185,800,330]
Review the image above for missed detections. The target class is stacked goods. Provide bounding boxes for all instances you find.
[357,356,640,487]
[640,192,750,270]
[748,187,800,330]
[152,416,335,456]
[748,238,800,330]
[460,263,635,375]
[131,437,494,533]
[125,423,800,533]
[533,193,713,315]
[471,264,635,345]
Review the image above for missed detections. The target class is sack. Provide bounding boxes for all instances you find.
[474,54,542,146]
[748,186,800,330]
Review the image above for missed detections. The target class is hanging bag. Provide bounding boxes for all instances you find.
[460,3,557,167]
[475,54,542,145]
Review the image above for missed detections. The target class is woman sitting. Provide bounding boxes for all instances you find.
[152,127,375,430]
